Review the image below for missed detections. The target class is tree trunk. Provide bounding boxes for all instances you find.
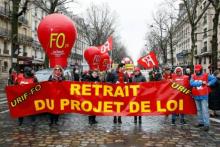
[190,27,196,70]
[170,32,174,67]
[211,10,219,72]
[11,0,21,67]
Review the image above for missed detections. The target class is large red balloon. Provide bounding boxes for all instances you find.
[37,13,77,68]
[84,46,101,70]
[99,53,111,71]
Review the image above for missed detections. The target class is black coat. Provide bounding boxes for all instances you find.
[209,77,220,110]
[88,75,100,82]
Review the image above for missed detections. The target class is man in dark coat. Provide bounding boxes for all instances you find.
[87,70,101,124]
[209,70,220,117]
[132,67,146,124]
[108,63,128,124]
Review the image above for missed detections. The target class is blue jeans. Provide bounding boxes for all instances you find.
[195,99,209,126]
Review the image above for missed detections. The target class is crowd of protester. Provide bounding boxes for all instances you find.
[7,63,220,132]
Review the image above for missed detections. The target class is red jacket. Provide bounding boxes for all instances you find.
[172,74,190,88]
[163,73,172,80]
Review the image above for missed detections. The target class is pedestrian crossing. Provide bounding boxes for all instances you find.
[0,97,8,113]
[0,98,7,104]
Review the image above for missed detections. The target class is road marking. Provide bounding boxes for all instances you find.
[0,109,9,113]
[0,98,7,101]
[0,101,7,104]
[210,118,220,123]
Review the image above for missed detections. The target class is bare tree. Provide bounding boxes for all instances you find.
[111,36,128,63]
[208,0,220,71]
[11,0,30,67]
[33,0,74,14]
[148,9,169,64]
[144,29,165,64]
[81,3,116,46]
[182,0,211,68]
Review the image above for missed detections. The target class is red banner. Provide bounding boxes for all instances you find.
[5,81,196,118]
[97,36,113,54]
[138,51,159,69]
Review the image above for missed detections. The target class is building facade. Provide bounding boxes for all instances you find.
[173,0,220,73]
[0,0,88,79]
[0,0,33,79]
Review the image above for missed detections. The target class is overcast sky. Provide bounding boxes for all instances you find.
[72,0,165,64]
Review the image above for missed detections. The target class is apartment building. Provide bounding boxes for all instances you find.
[0,0,88,79]
[173,14,192,67]
[173,0,220,73]
[0,0,33,79]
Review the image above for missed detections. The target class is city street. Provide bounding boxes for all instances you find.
[0,94,220,147]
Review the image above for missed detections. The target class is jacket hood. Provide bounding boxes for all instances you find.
[174,67,183,75]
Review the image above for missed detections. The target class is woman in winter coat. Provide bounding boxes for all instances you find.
[48,65,65,126]
[209,70,220,117]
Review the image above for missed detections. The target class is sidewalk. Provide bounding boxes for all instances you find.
[0,114,219,146]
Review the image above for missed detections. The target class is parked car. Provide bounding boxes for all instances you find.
[35,68,72,82]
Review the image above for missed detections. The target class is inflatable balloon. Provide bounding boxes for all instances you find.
[84,46,101,70]
[37,13,77,68]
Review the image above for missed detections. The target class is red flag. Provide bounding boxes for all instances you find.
[137,51,159,69]
[97,36,113,54]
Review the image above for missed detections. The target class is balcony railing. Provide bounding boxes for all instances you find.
[3,49,9,54]
[32,41,41,49]
[195,50,197,55]
[0,6,10,17]
[23,52,27,57]
[0,27,10,38]
[201,47,208,53]
[18,34,33,45]
[18,16,28,25]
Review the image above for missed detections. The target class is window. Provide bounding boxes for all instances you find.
[203,41,207,52]
[195,34,197,41]
[195,45,197,55]
[203,28,207,38]
[3,41,7,51]
[35,7,38,16]
[203,14,207,25]
[41,51,43,59]
[203,57,206,64]
[35,50,37,58]
[3,61,8,72]
[3,41,9,54]
[199,58,202,64]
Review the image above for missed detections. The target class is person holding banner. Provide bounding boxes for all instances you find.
[209,70,220,117]
[190,64,216,131]
[16,66,38,126]
[171,67,189,125]
[87,70,101,125]
[112,63,128,124]
[163,66,172,80]
[48,65,65,126]
[132,67,146,124]
[71,65,80,81]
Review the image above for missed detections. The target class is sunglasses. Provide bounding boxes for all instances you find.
[54,68,61,71]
